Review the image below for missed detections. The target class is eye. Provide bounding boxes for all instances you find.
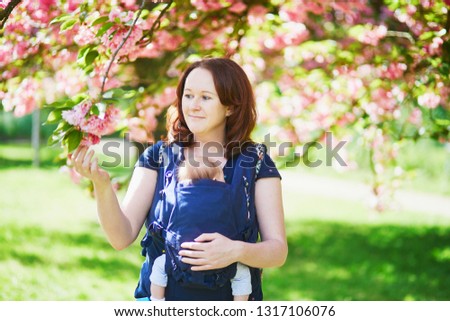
[184,94,193,99]
[202,95,211,100]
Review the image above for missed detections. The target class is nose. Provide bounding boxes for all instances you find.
[188,96,201,111]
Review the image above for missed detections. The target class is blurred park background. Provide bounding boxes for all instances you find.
[1,0,450,300]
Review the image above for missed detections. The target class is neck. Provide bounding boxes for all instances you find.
[191,135,226,158]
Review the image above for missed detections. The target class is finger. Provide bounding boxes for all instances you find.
[180,257,208,266]
[71,147,80,160]
[74,146,87,165]
[83,149,95,168]
[194,233,218,242]
[67,155,74,166]
[178,249,204,258]
[180,242,199,250]
[72,145,85,161]
[190,264,214,271]
[80,150,94,174]
[90,156,98,173]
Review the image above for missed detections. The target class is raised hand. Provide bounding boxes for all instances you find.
[70,145,110,187]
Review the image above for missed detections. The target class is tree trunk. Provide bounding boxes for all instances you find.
[32,108,40,167]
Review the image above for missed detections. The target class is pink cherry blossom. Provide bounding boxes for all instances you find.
[190,0,227,12]
[155,30,184,51]
[66,0,83,12]
[62,100,93,126]
[156,87,177,108]
[420,0,434,8]
[408,108,422,126]
[248,5,268,26]
[0,42,13,68]
[437,82,450,108]
[336,113,357,127]
[73,24,97,46]
[357,25,387,46]
[2,77,41,117]
[127,117,150,143]
[378,62,407,80]
[277,22,309,47]
[363,88,399,122]
[79,106,121,137]
[53,66,86,97]
[279,2,309,23]
[418,92,440,109]
[109,8,135,23]
[99,13,144,61]
[0,0,10,10]
[229,2,246,14]
[425,37,443,56]
[131,42,162,59]
[81,133,101,147]
[121,0,138,10]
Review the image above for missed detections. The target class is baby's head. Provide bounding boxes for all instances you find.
[178,155,224,183]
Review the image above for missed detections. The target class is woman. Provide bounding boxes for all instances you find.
[71,57,288,300]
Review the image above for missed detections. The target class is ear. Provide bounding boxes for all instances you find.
[225,107,233,117]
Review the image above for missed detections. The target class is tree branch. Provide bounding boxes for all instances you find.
[385,30,415,44]
[446,8,450,35]
[138,0,173,46]
[99,0,147,98]
[0,0,22,30]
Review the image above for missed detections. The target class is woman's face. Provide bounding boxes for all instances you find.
[181,68,229,142]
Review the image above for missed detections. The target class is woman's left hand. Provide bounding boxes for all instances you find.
[179,233,239,271]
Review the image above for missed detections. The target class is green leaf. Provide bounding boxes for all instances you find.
[48,125,71,146]
[50,14,72,25]
[69,95,89,107]
[77,45,92,62]
[65,130,83,152]
[419,31,435,41]
[123,90,137,99]
[103,88,126,99]
[44,110,63,125]
[434,118,450,126]
[92,16,109,26]
[85,50,99,66]
[96,22,114,37]
[348,25,366,40]
[48,134,61,146]
[55,121,72,133]
[60,19,78,31]
[91,105,100,116]
[44,101,67,109]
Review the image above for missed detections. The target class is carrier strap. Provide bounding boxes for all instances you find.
[255,143,265,178]
[158,141,166,165]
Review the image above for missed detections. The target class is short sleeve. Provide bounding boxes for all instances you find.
[135,141,164,170]
[256,148,282,181]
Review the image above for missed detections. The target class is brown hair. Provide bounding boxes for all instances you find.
[166,58,256,159]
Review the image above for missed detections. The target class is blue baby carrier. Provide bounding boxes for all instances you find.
[134,141,265,301]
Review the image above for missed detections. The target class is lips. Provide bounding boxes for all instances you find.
[188,115,205,119]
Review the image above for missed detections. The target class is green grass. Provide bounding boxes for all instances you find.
[1,142,449,300]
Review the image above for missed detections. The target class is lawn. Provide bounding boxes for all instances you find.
[1,143,449,300]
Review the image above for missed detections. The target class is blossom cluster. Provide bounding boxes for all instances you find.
[62,100,121,146]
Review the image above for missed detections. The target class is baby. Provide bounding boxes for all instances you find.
[149,155,251,301]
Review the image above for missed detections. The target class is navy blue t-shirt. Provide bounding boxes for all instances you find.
[136,141,282,182]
